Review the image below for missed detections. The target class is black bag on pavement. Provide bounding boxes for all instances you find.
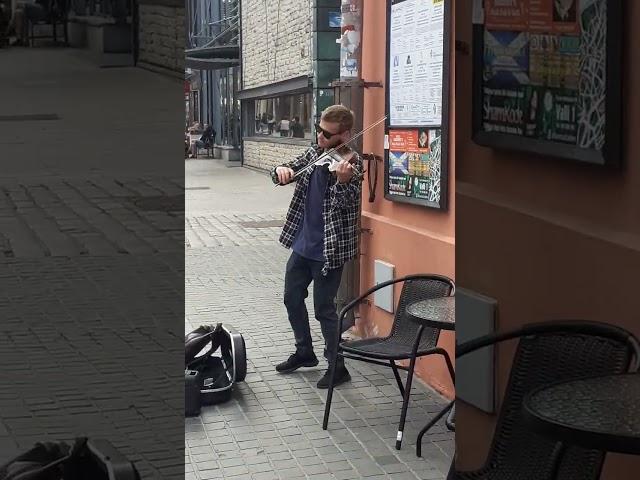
[184,324,247,416]
[0,438,139,480]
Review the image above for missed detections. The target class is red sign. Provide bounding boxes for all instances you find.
[485,0,580,35]
[389,130,430,153]
[485,0,528,31]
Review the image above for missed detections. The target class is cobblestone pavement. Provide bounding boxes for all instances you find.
[185,159,453,480]
[0,46,452,480]
[0,175,185,479]
[0,176,184,257]
[1,48,184,479]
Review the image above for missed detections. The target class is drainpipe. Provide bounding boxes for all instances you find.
[335,0,363,333]
[338,0,363,120]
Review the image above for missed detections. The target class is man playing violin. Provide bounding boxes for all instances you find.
[270,105,363,389]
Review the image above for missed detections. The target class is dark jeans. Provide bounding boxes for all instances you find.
[196,137,214,148]
[284,252,344,365]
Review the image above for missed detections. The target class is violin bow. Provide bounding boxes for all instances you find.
[277,115,388,185]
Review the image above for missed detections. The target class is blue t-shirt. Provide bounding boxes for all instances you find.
[292,165,329,261]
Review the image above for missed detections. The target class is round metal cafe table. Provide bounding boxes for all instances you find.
[407,296,455,457]
[406,296,455,331]
[523,373,640,477]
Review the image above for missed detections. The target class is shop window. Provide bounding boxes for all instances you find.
[252,93,313,139]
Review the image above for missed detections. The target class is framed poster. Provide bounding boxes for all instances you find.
[472,0,622,167]
[385,0,451,210]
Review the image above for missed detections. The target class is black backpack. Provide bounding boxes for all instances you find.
[0,438,139,480]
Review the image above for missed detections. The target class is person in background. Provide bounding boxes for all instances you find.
[290,116,305,138]
[188,122,202,134]
[202,123,216,147]
[261,112,268,133]
[10,0,49,45]
[188,123,215,158]
[279,117,290,137]
[267,114,275,135]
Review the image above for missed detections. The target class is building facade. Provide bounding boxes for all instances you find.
[237,0,456,397]
[239,0,341,170]
[456,1,639,478]
[137,0,185,73]
[185,0,241,155]
[353,0,455,399]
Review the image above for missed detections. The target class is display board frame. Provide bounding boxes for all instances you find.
[472,0,623,167]
[384,0,451,210]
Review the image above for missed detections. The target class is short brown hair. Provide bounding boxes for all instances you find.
[321,105,354,132]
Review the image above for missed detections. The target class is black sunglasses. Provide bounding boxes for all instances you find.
[315,123,344,140]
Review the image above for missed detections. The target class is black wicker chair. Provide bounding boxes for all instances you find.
[448,321,640,480]
[322,274,455,450]
[445,403,455,432]
[415,398,454,457]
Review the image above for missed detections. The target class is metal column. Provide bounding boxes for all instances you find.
[334,0,363,332]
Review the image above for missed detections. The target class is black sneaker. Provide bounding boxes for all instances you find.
[275,351,319,373]
[316,365,351,389]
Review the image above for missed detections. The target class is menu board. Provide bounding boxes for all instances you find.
[389,0,444,126]
[385,0,450,210]
[473,0,622,166]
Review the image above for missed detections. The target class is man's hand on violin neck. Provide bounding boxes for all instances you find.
[276,166,294,185]
[335,159,354,184]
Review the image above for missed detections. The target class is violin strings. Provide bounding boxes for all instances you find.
[291,115,388,180]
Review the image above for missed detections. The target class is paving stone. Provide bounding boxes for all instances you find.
[182,157,452,479]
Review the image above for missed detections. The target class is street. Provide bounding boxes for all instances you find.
[0,47,184,479]
[185,158,453,480]
[0,45,452,480]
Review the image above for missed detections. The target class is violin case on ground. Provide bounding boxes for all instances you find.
[185,324,247,417]
[0,438,139,480]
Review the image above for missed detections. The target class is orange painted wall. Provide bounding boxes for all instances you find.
[456,1,640,477]
[355,0,456,399]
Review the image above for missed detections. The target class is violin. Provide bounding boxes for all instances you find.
[312,147,355,172]
[274,115,387,186]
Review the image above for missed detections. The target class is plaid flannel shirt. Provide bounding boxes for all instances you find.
[270,145,364,275]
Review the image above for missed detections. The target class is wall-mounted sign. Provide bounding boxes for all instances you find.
[385,0,450,210]
[472,0,622,166]
[329,11,341,28]
[387,128,444,203]
[389,0,444,126]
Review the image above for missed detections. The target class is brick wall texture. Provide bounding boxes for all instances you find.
[243,140,310,171]
[241,0,313,89]
[138,3,185,72]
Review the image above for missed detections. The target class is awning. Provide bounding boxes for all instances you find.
[185,57,240,70]
[185,45,239,59]
[237,75,312,100]
[184,43,240,70]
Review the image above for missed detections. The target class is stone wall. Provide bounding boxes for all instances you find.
[243,140,310,171]
[241,0,313,89]
[138,0,185,73]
